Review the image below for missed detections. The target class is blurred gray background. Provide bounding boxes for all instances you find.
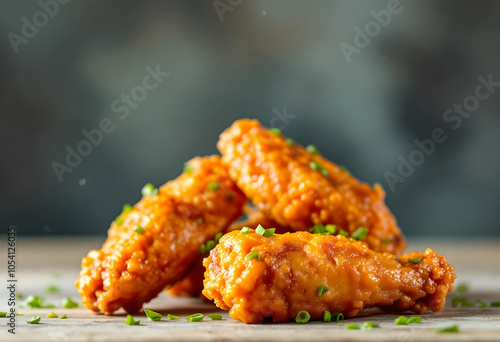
[1,0,499,237]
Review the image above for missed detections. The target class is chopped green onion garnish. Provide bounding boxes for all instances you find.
[332,312,344,322]
[45,284,59,293]
[309,224,324,234]
[409,258,422,263]
[338,323,343,326]
[208,182,220,191]
[141,183,158,197]
[395,316,409,325]
[200,244,207,254]
[0,312,6,317]
[255,225,266,235]
[47,312,58,318]
[323,310,331,322]
[270,128,281,136]
[491,301,500,307]
[134,227,145,234]
[226,193,233,201]
[351,227,368,240]
[361,321,379,330]
[346,323,360,329]
[246,252,260,261]
[295,311,310,324]
[125,315,140,325]
[455,283,469,294]
[285,138,295,146]
[62,297,79,309]
[452,297,475,307]
[167,314,178,320]
[240,227,251,234]
[306,145,320,155]
[339,165,350,174]
[263,228,275,237]
[317,285,329,297]
[200,233,222,254]
[382,238,390,245]
[145,309,162,321]
[325,225,336,234]
[262,228,276,237]
[408,316,422,324]
[215,232,223,242]
[255,225,276,237]
[208,313,223,320]
[60,314,67,319]
[122,204,133,214]
[437,324,459,333]
[476,300,487,308]
[186,313,204,322]
[115,205,131,226]
[23,295,53,308]
[309,224,335,235]
[197,218,204,224]
[310,161,328,177]
[26,316,41,324]
[16,293,24,300]
[14,313,23,316]
[183,166,193,174]
[206,240,215,251]
[338,230,348,237]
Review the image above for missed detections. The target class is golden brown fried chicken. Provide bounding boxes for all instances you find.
[166,256,207,298]
[167,204,290,298]
[203,230,456,324]
[217,119,406,255]
[75,156,246,314]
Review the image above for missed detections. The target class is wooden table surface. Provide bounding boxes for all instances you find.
[1,237,499,342]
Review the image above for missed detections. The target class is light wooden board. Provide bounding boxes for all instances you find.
[1,237,499,342]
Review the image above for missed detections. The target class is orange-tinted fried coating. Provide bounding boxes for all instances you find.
[203,231,456,324]
[166,256,207,298]
[217,119,406,255]
[75,156,246,314]
[168,205,290,297]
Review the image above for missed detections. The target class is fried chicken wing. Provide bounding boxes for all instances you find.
[217,119,406,255]
[75,156,246,314]
[166,256,207,298]
[167,204,290,298]
[202,230,456,323]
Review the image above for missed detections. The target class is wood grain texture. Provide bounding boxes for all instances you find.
[1,237,499,341]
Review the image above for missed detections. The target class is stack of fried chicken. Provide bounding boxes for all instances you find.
[76,119,456,323]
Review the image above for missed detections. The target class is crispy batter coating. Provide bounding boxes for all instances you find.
[75,156,246,314]
[166,256,207,298]
[167,205,290,297]
[217,119,406,255]
[203,231,456,323]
